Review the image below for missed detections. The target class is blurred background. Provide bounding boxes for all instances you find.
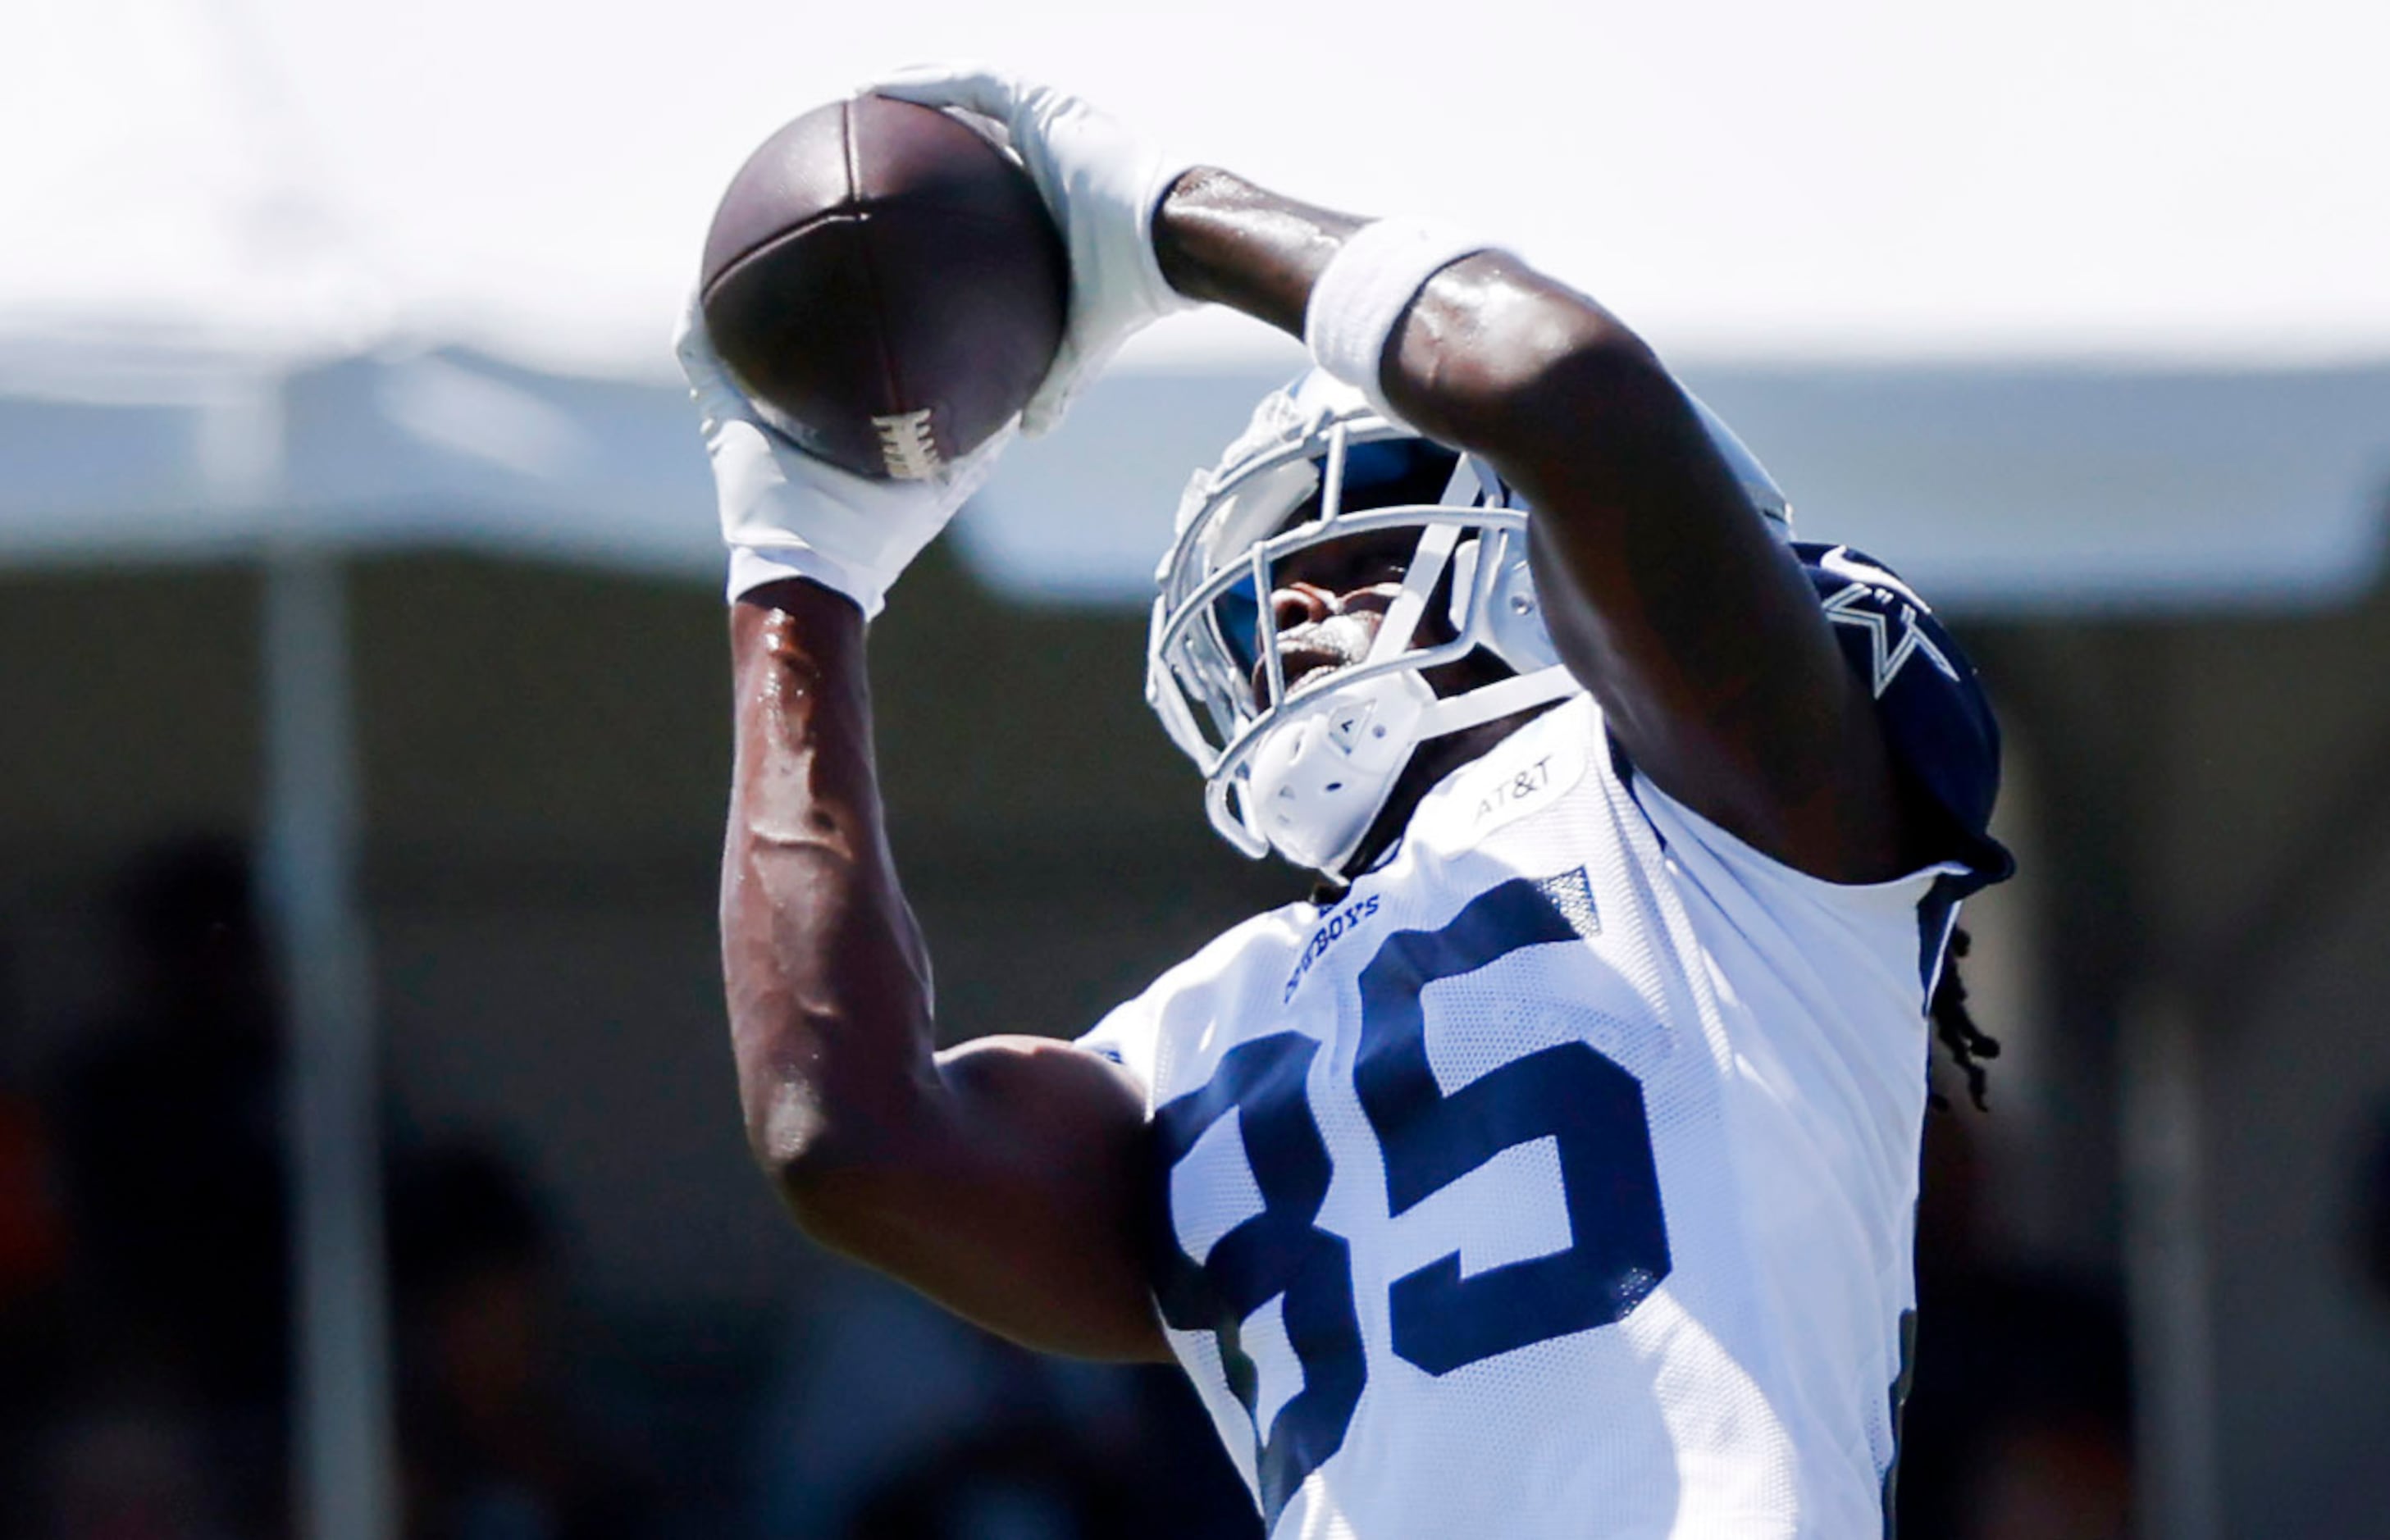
[4,2,2388,1538]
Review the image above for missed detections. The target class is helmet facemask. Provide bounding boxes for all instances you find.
[1147,376,1580,875]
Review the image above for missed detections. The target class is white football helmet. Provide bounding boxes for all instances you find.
[1146,369,1792,876]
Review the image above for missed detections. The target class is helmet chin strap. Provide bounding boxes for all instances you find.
[1247,660,1580,876]
[1411,663,1579,743]
[1357,512,1576,777]
[1247,509,1581,876]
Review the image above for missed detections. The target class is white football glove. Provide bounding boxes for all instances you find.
[869,62,1197,436]
[677,298,1012,619]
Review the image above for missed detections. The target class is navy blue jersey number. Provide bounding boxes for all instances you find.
[1151,1032,1365,1531]
[1356,873,1672,1374]
[1153,872,1670,1529]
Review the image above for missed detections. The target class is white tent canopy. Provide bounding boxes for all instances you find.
[973,360,2390,613]
[7,343,2383,615]
[0,344,714,572]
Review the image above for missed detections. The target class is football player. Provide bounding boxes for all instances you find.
[681,66,2012,1538]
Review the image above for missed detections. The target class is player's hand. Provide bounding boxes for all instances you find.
[677,298,1011,619]
[869,62,1197,436]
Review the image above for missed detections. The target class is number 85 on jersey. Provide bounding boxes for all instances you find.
[1148,873,1673,1529]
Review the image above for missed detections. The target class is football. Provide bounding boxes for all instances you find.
[700,94,1069,481]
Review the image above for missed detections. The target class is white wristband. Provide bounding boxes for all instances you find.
[1303,217,1498,424]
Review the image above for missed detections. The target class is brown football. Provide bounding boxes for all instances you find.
[699,94,1068,481]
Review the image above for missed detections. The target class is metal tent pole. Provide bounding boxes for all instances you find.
[258,539,397,1535]
[2121,986,2221,1540]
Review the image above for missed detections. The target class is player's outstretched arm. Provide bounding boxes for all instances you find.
[1154,173,1919,884]
[685,290,1163,1361]
[724,581,1168,1360]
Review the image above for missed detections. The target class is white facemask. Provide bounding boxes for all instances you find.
[1146,369,1790,876]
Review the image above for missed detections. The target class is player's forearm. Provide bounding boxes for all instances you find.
[721,588,1170,1357]
[1153,170,1661,477]
[1154,171,1749,576]
[1151,168,1361,334]
[722,581,938,1193]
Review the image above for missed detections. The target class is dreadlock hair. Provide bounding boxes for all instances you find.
[1929,925,2000,1112]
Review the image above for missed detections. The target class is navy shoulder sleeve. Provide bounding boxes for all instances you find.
[1794,540,2014,893]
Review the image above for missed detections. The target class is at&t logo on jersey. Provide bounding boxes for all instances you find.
[1283,894,1380,1004]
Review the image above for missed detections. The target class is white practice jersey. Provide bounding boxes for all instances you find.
[1082,544,2010,1539]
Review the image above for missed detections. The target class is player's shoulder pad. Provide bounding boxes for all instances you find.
[1794,541,2014,888]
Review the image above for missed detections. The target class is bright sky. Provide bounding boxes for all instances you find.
[6,0,2388,376]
